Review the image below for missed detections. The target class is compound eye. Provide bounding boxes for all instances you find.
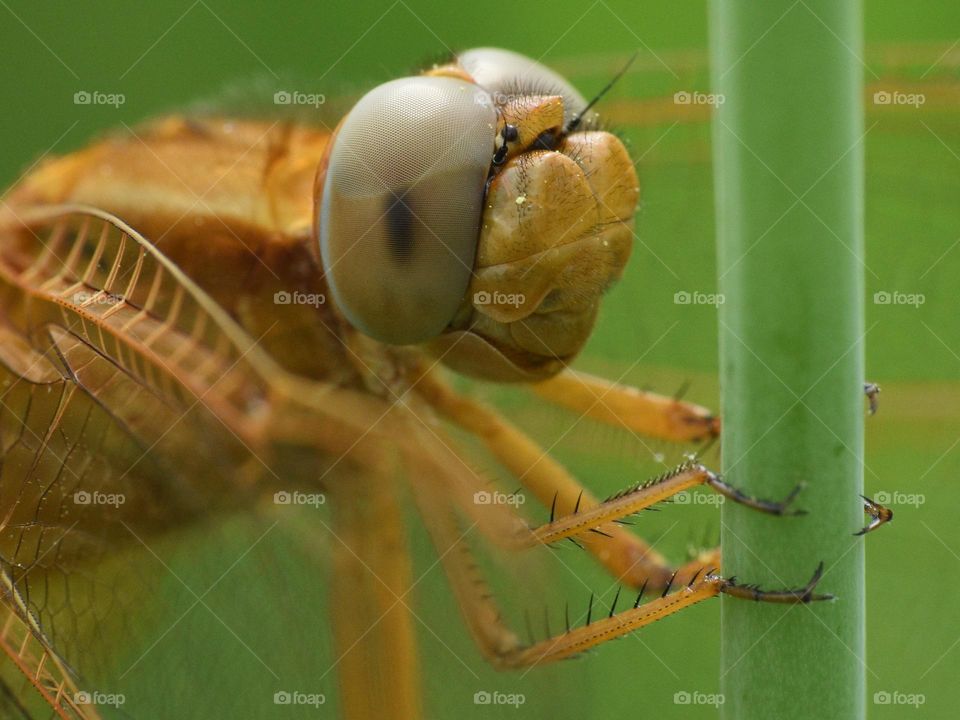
[456,47,590,126]
[318,77,497,345]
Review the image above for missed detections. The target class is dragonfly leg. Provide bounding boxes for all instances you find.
[412,368,885,595]
[518,462,802,548]
[503,562,831,666]
[326,471,422,720]
[856,494,893,535]
[411,478,829,669]
[413,368,679,588]
[412,369,794,590]
[408,484,526,669]
[863,382,880,415]
[531,369,719,443]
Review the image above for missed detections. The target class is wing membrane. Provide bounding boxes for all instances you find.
[0,207,355,718]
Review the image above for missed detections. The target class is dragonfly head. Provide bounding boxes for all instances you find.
[316,48,639,380]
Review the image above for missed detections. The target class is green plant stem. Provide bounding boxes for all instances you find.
[710,1,867,718]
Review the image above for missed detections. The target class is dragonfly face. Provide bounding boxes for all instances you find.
[318,47,639,380]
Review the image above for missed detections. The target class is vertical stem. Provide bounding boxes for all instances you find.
[710,1,866,718]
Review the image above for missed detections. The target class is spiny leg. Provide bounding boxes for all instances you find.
[529,370,724,583]
[410,471,830,670]
[531,369,719,443]
[408,474,524,669]
[519,459,890,542]
[519,462,801,548]
[523,368,721,580]
[414,368,682,588]
[529,375,891,541]
[413,369,794,590]
[413,367,889,597]
[509,563,831,666]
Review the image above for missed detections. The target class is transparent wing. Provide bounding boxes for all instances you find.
[0,206,357,718]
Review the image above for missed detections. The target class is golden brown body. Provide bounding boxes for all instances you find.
[9,116,381,386]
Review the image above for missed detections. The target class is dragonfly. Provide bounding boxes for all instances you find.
[0,47,891,719]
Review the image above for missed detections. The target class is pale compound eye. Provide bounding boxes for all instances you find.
[318,76,497,345]
[456,47,589,126]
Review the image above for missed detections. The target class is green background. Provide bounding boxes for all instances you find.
[0,1,957,718]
